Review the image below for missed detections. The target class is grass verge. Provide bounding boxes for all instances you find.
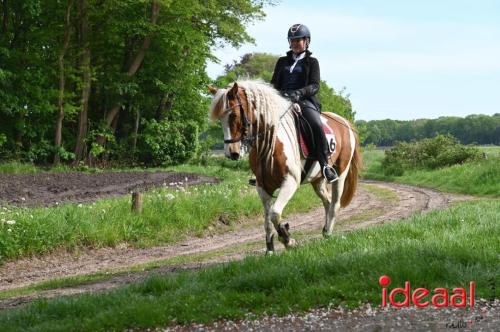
[0,199,497,331]
[361,149,500,197]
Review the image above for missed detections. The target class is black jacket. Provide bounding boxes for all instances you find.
[271,50,321,109]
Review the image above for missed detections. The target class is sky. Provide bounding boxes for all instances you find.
[206,0,500,121]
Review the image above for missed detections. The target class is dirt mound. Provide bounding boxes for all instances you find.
[0,171,218,207]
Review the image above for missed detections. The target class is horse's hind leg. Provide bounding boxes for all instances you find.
[323,175,347,237]
[311,178,332,230]
[270,175,299,249]
[257,186,274,254]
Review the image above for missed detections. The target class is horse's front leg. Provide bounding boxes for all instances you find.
[257,186,274,255]
[270,175,299,249]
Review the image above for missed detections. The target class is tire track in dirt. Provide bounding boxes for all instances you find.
[0,181,471,310]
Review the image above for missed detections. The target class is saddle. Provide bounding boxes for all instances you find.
[292,106,337,183]
[292,106,337,159]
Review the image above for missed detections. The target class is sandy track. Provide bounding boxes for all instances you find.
[0,181,470,310]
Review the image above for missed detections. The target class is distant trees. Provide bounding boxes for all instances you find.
[356,114,500,146]
[0,0,269,165]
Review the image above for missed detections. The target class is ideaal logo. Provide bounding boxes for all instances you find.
[379,275,475,308]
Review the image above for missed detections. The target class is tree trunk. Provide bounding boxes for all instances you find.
[54,0,73,165]
[104,0,160,127]
[132,107,140,152]
[74,0,91,164]
[2,0,8,34]
[155,93,169,121]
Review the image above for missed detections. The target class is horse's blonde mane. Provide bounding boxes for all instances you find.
[209,80,301,172]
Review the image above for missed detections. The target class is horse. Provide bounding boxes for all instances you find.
[209,80,362,254]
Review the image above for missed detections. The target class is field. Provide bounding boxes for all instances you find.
[0,147,498,330]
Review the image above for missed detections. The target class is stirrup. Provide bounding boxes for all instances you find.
[322,165,338,183]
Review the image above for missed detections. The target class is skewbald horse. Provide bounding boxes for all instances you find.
[209,80,362,254]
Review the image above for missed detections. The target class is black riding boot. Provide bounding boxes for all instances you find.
[300,100,338,183]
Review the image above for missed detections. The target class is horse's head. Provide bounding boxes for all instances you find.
[209,82,253,160]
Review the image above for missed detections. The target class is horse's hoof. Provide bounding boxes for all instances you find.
[322,228,332,238]
[285,238,297,248]
[266,250,274,256]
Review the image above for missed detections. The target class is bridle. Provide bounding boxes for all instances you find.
[223,93,252,144]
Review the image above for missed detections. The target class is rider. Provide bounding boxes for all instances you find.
[272,23,337,182]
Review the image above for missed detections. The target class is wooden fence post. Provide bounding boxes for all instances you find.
[132,191,143,214]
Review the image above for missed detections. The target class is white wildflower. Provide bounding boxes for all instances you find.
[165,194,175,200]
[7,228,12,232]
[21,197,26,201]
[6,220,15,225]
[77,204,83,208]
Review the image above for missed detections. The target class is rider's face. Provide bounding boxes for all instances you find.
[289,38,306,54]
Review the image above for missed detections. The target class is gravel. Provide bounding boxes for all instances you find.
[162,299,499,332]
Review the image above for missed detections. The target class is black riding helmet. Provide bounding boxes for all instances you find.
[287,24,311,41]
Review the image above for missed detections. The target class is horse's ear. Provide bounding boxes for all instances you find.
[227,82,239,99]
[208,85,218,95]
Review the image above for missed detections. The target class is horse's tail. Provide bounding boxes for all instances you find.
[341,130,362,207]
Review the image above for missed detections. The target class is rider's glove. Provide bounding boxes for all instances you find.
[289,90,303,103]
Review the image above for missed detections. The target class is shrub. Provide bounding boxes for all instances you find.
[382,134,482,176]
[138,119,199,166]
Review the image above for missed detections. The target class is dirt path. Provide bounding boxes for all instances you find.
[0,181,471,310]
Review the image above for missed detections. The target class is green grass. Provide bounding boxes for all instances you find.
[0,199,497,331]
[361,148,500,197]
[0,159,322,263]
[0,162,39,174]
[479,145,500,158]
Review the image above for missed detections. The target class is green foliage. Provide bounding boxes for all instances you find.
[139,120,200,166]
[382,135,482,175]
[215,53,277,86]
[317,84,355,122]
[0,133,6,157]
